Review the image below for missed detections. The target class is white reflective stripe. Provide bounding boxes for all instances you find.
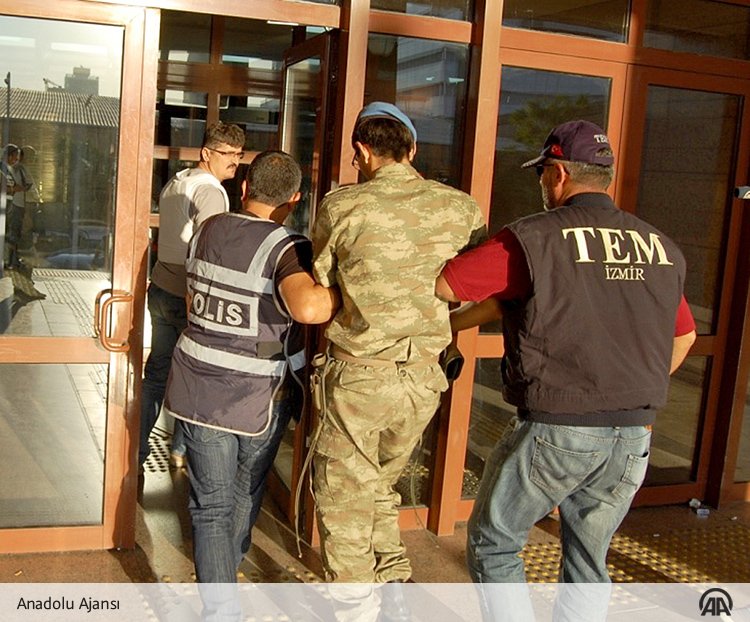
[246,227,293,279]
[188,258,272,294]
[190,279,260,305]
[288,348,306,371]
[189,307,258,337]
[178,335,287,377]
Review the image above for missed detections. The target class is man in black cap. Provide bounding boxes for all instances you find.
[436,120,697,590]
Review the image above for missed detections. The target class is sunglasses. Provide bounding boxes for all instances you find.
[535,163,555,177]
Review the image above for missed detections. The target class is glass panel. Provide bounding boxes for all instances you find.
[636,86,740,335]
[221,18,292,67]
[502,0,629,43]
[463,358,514,498]
[155,89,207,148]
[645,0,750,60]
[646,357,709,486]
[0,363,107,527]
[365,35,470,187]
[0,16,122,337]
[481,67,610,333]
[370,0,472,21]
[219,94,279,153]
[464,356,710,494]
[396,418,437,508]
[281,57,321,236]
[735,384,750,482]
[159,10,211,63]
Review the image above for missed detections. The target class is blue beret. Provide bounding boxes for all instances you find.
[356,101,417,143]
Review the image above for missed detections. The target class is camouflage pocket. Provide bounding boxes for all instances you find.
[314,423,356,461]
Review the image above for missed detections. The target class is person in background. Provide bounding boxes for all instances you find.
[2,144,20,269]
[436,120,696,619]
[139,122,245,470]
[13,146,42,250]
[162,150,338,592]
[310,102,487,584]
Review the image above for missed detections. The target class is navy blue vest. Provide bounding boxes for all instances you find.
[165,212,307,435]
[502,193,686,415]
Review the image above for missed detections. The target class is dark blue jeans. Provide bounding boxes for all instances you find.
[183,396,295,583]
[139,282,187,465]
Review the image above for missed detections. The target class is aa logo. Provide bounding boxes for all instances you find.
[699,587,733,617]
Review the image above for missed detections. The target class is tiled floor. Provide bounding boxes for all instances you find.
[2,450,749,586]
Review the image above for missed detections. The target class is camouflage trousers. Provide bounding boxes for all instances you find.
[312,356,448,583]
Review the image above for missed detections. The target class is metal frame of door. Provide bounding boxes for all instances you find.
[266,33,334,541]
[0,1,158,553]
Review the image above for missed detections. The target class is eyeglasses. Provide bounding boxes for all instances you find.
[535,163,554,177]
[208,148,245,160]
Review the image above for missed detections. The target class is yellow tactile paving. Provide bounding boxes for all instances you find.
[521,524,750,583]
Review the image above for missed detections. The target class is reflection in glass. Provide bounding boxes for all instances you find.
[219,94,279,153]
[463,358,514,498]
[396,418,436,508]
[155,90,208,148]
[480,67,610,334]
[645,0,750,60]
[735,384,750,482]
[281,58,321,237]
[0,363,108,527]
[365,35,469,188]
[159,10,211,63]
[646,357,708,486]
[502,0,629,43]
[636,86,740,335]
[222,18,293,68]
[371,0,471,21]
[0,15,121,337]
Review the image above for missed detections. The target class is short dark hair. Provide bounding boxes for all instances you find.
[244,150,302,207]
[202,122,245,150]
[3,144,19,160]
[352,117,414,162]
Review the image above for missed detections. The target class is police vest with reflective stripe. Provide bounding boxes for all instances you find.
[164,212,307,436]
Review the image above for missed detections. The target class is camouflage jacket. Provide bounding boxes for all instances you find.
[312,161,486,362]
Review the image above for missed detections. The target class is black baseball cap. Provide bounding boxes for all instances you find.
[522,120,614,169]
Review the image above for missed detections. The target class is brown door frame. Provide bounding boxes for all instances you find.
[0,1,158,553]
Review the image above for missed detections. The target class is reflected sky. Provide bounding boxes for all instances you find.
[0,16,123,97]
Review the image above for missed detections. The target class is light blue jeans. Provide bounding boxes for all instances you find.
[183,397,294,585]
[467,416,651,585]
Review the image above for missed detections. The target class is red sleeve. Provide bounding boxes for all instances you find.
[675,295,696,337]
[442,228,531,302]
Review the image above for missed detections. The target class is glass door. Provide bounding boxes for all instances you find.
[267,33,333,532]
[0,4,153,552]
[617,66,750,505]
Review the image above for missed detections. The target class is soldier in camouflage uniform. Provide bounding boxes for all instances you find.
[311,102,486,583]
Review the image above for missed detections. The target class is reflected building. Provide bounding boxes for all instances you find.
[0,83,117,267]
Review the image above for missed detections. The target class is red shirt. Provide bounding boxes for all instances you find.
[442,228,696,337]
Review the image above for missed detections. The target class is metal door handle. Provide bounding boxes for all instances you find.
[94,288,133,352]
